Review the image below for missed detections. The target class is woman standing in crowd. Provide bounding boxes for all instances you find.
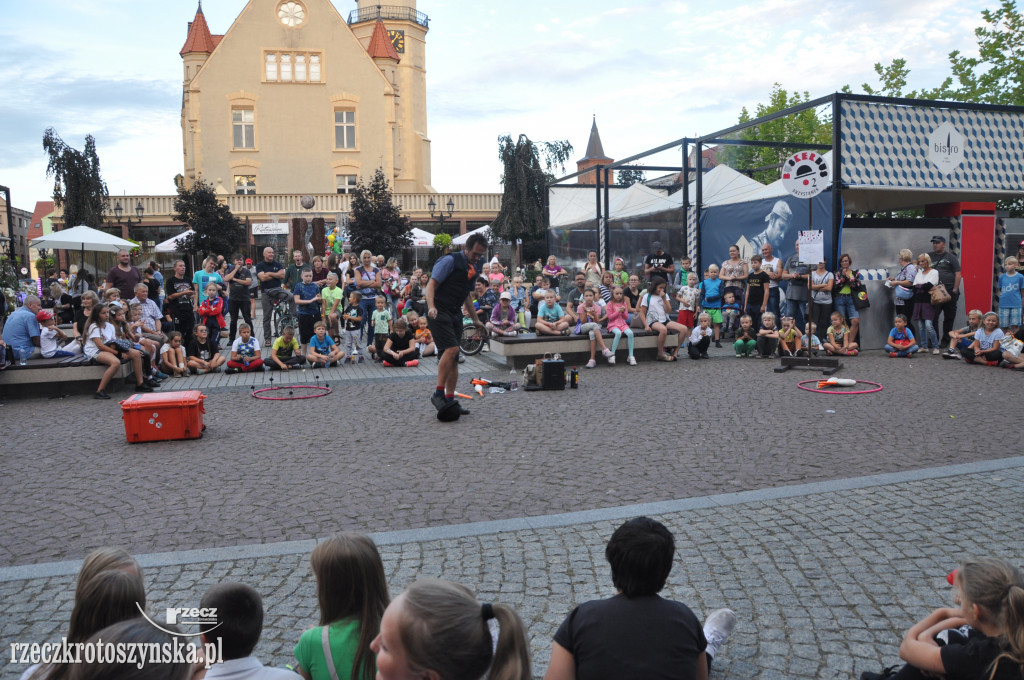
[583,251,605,288]
[912,253,941,354]
[809,259,834,338]
[833,254,861,345]
[354,251,381,345]
[888,249,917,332]
[720,244,749,301]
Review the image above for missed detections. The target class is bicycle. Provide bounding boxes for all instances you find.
[459,319,489,356]
[268,288,296,338]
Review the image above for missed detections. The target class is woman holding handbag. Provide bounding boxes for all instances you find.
[833,253,862,344]
[888,249,917,327]
[911,253,941,354]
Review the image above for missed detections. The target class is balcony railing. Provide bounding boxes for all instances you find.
[347,5,429,28]
[52,193,502,223]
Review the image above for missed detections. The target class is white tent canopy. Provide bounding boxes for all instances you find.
[688,165,768,207]
[408,227,435,247]
[608,183,683,219]
[154,230,196,253]
[549,187,627,228]
[30,225,137,253]
[452,224,491,245]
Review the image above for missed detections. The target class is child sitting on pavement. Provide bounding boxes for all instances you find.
[160,331,189,376]
[823,311,859,356]
[756,311,779,358]
[885,314,919,357]
[269,326,306,371]
[963,311,1004,366]
[943,309,982,360]
[381,318,419,367]
[414,316,436,357]
[802,322,823,356]
[734,314,757,357]
[687,312,714,359]
[777,315,802,357]
[187,324,225,373]
[308,320,344,368]
[227,323,264,373]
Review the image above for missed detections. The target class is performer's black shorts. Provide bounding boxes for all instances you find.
[428,310,462,353]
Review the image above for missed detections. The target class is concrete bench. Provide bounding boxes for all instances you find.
[0,354,133,399]
[489,330,683,368]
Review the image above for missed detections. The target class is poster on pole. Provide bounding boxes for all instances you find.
[797,230,825,264]
[782,151,829,199]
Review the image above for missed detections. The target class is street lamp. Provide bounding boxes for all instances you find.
[428,196,456,231]
[113,199,145,228]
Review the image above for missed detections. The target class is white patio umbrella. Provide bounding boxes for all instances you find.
[154,230,196,253]
[409,227,435,247]
[451,224,491,245]
[30,224,140,277]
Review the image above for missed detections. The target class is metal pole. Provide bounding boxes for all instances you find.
[603,170,611,271]
[694,143,703,275]
[595,165,604,267]
[682,141,690,266]
[806,198,814,337]
[831,93,843,268]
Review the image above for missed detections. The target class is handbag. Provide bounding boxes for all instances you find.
[894,285,914,300]
[105,338,134,354]
[930,282,952,305]
[852,288,870,310]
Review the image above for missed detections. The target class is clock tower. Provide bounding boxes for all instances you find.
[349,0,432,193]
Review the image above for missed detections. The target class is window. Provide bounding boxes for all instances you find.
[234,175,257,194]
[263,50,323,83]
[336,175,357,194]
[281,54,292,82]
[232,109,255,149]
[334,110,355,149]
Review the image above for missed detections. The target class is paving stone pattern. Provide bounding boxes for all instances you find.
[3,466,1022,680]
[1,354,1020,566]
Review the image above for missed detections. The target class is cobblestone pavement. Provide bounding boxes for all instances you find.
[3,460,1022,680]
[1,352,1020,566]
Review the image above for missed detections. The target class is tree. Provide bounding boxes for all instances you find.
[491,134,573,260]
[348,168,412,257]
[172,179,246,259]
[42,128,109,228]
[717,84,832,184]
[617,168,646,186]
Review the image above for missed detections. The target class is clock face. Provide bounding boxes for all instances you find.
[388,29,405,53]
[278,1,306,27]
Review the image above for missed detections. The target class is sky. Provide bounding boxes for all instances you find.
[0,0,995,211]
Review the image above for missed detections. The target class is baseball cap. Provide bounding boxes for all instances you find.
[245,258,253,265]
[499,291,512,300]
[35,309,54,322]
[652,241,662,249]
[931,235,947,244]
[947,569,958,586]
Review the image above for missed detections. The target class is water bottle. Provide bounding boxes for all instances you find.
[570,367,579,388]
[509,368,518,392]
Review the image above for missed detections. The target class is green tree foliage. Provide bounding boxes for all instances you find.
[491,134,573,260]
[617,168,647,186]
[172,179,246,259]
[718,84,832,184]
[348,168,411,258]
[42,128,109,228]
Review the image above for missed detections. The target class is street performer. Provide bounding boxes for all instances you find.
[425,233,488,421]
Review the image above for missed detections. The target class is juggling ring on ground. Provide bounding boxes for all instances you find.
[252,384,333,400]
[796,379,883,395]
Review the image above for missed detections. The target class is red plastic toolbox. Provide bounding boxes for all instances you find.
[120,391,206,443]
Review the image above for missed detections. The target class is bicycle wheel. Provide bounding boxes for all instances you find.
[459,325,486,356]
[272,307,285,337]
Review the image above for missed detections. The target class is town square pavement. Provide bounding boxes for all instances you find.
[2,347,1021,679]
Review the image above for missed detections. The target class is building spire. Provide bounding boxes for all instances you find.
[579,116,610,162]
[180,2,216,55]
[367,18,400,61]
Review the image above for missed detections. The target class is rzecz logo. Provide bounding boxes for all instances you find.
[136,603,221,637]
[927,122,965,175]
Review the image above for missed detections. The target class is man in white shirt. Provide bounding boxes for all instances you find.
[760,243,783,320]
